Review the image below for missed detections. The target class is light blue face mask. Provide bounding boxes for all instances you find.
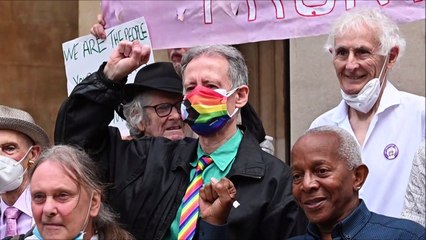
[33,227,84,240]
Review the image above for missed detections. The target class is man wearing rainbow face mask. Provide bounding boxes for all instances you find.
[55,42,307,240]
[90,15,275,154]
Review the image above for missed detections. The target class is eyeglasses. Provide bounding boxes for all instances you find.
[143,101,182,117]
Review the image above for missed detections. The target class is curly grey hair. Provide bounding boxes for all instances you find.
[122,93,152,138]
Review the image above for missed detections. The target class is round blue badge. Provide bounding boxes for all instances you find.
[384,144,399,160]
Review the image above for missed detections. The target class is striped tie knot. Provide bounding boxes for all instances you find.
[178,155,214,240]
[196,155,213,172]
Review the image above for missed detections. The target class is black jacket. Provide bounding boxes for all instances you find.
[55,63,307,240]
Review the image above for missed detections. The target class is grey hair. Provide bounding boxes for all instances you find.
[325,8,406,61]
[29,145,134,240]
[181,45,248,92]
[304,126,362,169]
[122,93,151,138]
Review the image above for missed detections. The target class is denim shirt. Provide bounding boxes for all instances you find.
[290,200,425,240]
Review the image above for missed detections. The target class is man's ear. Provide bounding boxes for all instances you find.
[31,145,42,156]
[387,46,399,68]
[137,122,146,132]
[27,145,42,169]
[235,85,249,108]
[353,164,369,191]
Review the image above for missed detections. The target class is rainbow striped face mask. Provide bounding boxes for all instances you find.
[181,85,239,136]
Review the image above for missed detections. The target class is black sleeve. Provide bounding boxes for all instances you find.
[54,62,127,157]
[262,186,308,239]
[259,159,308,239]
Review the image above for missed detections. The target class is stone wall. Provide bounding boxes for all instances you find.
[0,1,78,142]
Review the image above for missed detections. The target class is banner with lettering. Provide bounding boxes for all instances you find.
[102,0,425,50]
[62,17,155,136]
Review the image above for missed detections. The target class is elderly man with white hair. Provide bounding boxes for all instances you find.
[310,8,425,218]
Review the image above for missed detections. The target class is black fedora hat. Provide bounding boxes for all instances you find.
[123,62,183,102]
[117,62,183,119]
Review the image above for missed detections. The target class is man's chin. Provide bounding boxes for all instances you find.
[164,130,185,141]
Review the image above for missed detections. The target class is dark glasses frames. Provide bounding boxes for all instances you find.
[143,101,182,117]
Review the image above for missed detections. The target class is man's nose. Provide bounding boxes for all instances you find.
[301,173,319,192]
[345,52,359,71]
[43,197,58,217]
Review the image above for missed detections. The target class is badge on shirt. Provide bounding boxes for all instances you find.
[384,143,399,160]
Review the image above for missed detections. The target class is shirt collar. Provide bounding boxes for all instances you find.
[1,187,32,222]
[333,200,371,239]
[330,100,349,124]
[377,81,400,113]
[306,200,370,240]
[193,129,243,171]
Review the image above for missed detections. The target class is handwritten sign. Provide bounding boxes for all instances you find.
[102,0,425,50]
[62,17,155,136]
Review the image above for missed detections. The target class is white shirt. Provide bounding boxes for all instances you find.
[1,187,34,239]
[310,81,426,218]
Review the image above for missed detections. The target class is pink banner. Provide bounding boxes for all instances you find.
[102,0,425,50]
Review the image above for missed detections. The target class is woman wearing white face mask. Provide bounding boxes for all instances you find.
[20,145,134,240]
[0,105,49,239]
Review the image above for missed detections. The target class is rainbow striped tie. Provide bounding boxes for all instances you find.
[178,155,214,240]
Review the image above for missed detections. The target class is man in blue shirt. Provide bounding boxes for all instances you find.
[290,125,425,240]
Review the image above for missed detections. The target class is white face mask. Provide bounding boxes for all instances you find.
[0,146,33,193]
[341,55,389,113]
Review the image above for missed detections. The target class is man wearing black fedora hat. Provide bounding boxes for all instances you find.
[119,61,186,141]
[0,105,49,239]
[55,41,307,239]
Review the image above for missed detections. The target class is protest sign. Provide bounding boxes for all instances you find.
[102,0,425,50]
[62,17,155,136]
